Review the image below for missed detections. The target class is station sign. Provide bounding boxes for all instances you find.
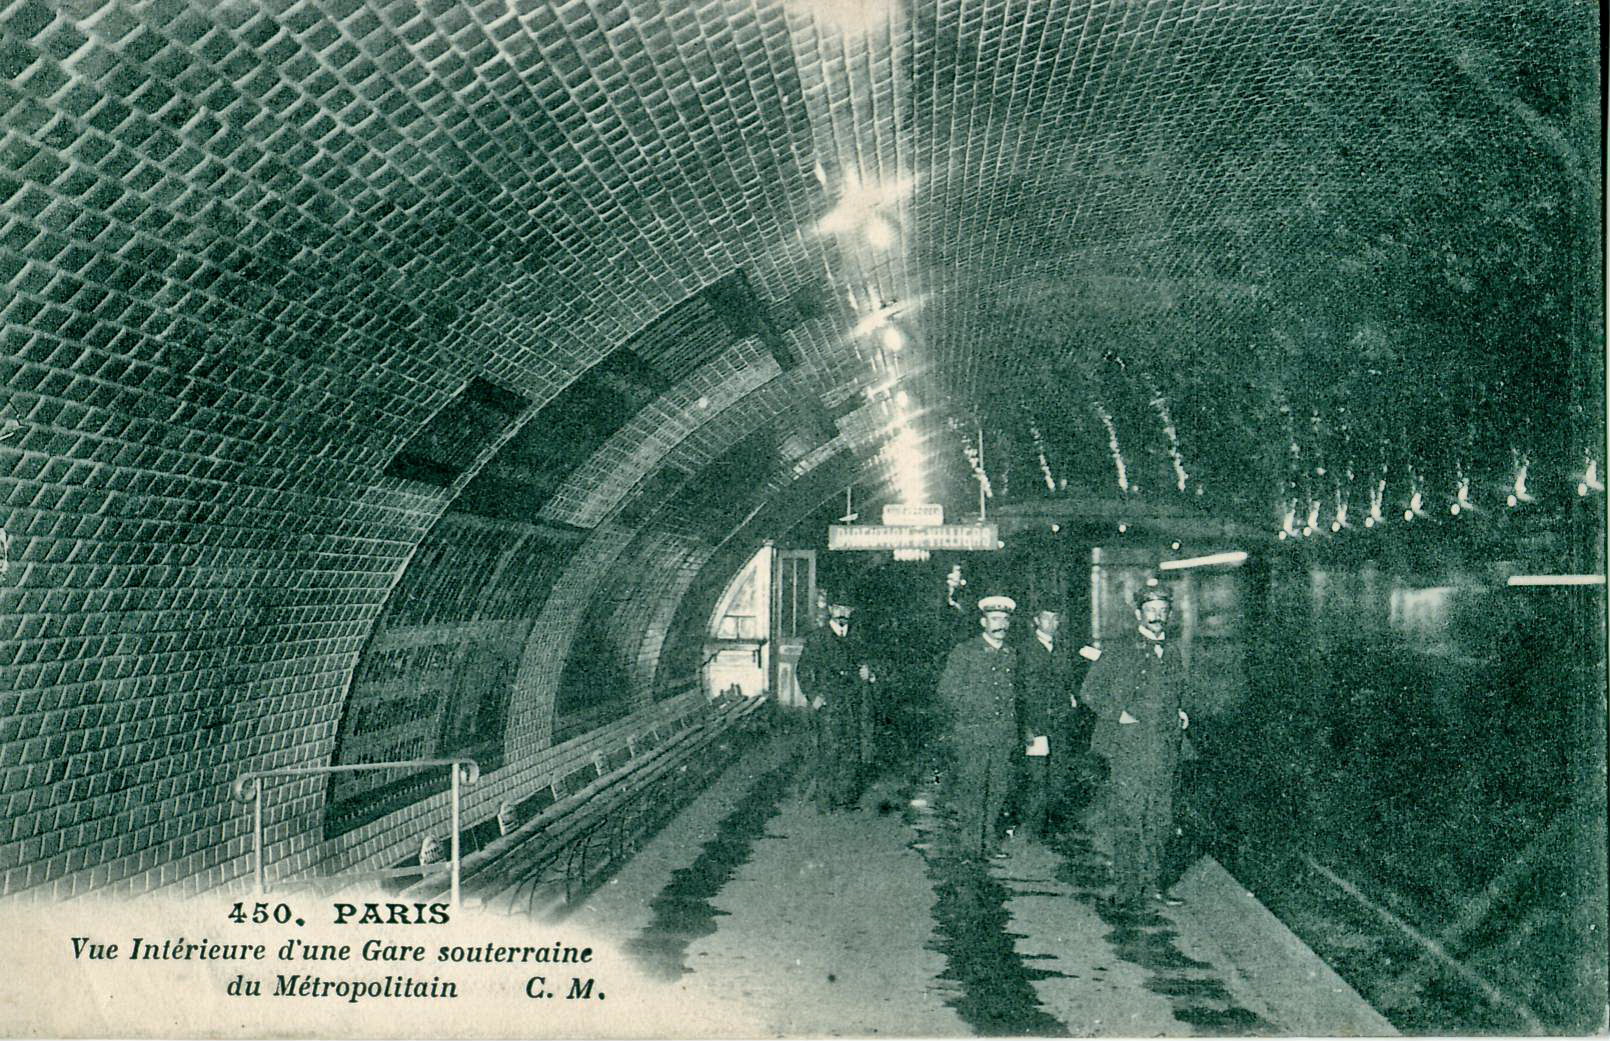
[882,503,944,527]
[828,523,999,552]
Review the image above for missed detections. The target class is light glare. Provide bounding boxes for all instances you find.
[1159,550,1249,571]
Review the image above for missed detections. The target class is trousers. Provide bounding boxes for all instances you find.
[943,729,1018,857]
[1016,754,1051,837]
[1105,757,1175,904]
[814,704,861,810]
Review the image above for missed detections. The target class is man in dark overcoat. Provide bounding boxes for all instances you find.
[1079,585,1191,908]
[796,589,874,812]
[1015,604,1073,840]
[935,594,1019,858]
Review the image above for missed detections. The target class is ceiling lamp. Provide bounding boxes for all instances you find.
[790,0,894,35]
[1580,455,1603,496]
[884,425,927,504]
[865,217,895,250]
[1509,454,1534,506]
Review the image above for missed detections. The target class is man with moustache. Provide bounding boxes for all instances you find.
[1079,584,1191,909]
[935,595,1019,859]
[797,588,875,812]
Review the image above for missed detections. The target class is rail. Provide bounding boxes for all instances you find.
[232,758,480,905]
[1301,855,1545,1031]
[402,693,768,915]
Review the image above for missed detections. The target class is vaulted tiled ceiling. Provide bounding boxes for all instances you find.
[0,0,1598,540]
[0,0,1600,900]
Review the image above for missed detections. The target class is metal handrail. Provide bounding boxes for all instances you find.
[232,758,480,906]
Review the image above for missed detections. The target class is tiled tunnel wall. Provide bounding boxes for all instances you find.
[1,0,1596,906]
[321,508,576,839]
[302,366,841,887]
[0,0,871,899]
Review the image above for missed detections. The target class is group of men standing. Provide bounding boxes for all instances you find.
[796,580,1193,911]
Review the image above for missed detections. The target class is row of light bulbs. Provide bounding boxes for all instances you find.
[815,162,927,503]
[1275,455,1603,540]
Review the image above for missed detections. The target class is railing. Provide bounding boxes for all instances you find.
[232,758,480,905]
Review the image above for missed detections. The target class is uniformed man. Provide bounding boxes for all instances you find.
[1015,604,1072,840]
[935,594,1019,858]
[1079,584,1191,908]
[796,589,874,812]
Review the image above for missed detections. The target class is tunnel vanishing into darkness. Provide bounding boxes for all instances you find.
[0,0,1604,1033]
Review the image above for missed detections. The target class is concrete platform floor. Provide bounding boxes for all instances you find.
[563,734,1396,1037]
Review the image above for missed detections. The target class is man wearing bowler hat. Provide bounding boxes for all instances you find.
[1015,602,1076,841]
[1079,583,1191,909]
[935,594,1019,859]
[797,587,875,812]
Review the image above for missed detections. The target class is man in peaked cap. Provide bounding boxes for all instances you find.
[934,594,1020,859]
[1078,582,1192,909]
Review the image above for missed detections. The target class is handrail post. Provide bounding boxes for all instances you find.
[234,757,478,901]
[252,777,265,896]
[449,763,462,909]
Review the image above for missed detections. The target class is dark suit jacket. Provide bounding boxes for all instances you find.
[799,625,865,715]
[1016,635,1073,741]
[1078,630,1187,770]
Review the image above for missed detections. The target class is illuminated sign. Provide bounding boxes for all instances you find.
[1506,574,1606,586]
[1159,550,1249,571]
[882,503,944,526]
[828,523,999,551]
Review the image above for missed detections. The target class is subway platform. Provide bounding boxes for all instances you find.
[552,732,1396,1037]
